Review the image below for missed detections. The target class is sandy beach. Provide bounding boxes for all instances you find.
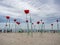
[0,33,60,45]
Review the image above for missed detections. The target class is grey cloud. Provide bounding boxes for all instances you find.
[54,0,60,5]
[44,13,60,23]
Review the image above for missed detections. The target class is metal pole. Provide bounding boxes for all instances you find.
[6,20,8,33]
[34,25,36,32]
[9,19,10,31]
[30,14,33,36]
[51,26,53,30]
[26,15,29,35]
[39,24,40,32]
[15,23,16,33]
[41,23,43,33]
[57,22,59,30]
[41,20,42,33]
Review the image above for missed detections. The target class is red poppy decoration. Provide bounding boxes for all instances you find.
[56,19,58,22]
[26,20,28,23]
[37,21,40,24]
[16,22,20,25]
[51,24,53,26]
[6,16,10,19]
[24,10,29,14]
[14,19,16,22]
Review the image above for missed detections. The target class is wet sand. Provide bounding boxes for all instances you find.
[0,33,60,45]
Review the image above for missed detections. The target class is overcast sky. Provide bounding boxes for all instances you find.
[0,0,60,30]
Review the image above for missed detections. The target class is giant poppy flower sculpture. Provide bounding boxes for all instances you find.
[24,10,30,34]
[16,22,20,32]
[6,16,10,32]
[24,10,29,14]
[37,21,40,32]
[16,22,20,25]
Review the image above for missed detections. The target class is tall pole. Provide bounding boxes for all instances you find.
[30,14,33,35]
[6,19,8,33]
[6,16,10,32]
[34,24,36,32]
[56,19,59,31]
[8,18,11,32]
[42,22,45,32]
[24,10,29,35]
[51,24,53,30]
[26,19,29,34]
[41,19,43,33]
[16,22,20,32]
[5,23,8,33]
[37,21,40,32]
[32,23,34,32]
[14,19,16,33]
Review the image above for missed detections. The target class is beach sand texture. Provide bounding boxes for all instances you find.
[0,33,60,45]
